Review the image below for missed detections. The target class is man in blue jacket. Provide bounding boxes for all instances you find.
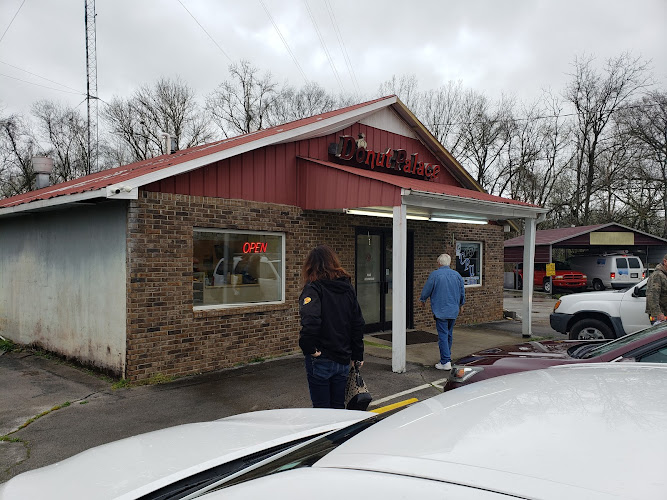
[420,253,466,370]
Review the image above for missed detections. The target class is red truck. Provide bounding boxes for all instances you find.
[516,261,587,293]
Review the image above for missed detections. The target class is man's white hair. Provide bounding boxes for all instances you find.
[437,253,451,266]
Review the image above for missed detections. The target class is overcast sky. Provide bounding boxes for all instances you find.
[1,0,665,118]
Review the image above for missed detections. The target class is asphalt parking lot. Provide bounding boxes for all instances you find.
[0,291,559,483]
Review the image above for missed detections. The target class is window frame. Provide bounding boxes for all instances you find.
[193,228,286,311]
[455,240,483,288]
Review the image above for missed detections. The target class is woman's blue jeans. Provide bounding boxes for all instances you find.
[304,355,349,409]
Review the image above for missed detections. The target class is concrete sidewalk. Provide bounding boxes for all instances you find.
[0,294,560,483]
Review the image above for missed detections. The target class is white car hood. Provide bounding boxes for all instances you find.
[560,289,626,305]
[314,364,667,500]
[0,408,370,500]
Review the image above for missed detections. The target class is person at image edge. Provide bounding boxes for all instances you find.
[299,245,365,408]
[420,253,466,370]
[646,253,667,324]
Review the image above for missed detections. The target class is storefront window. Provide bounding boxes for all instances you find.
[455,241,482,286]
[193,229,284,308]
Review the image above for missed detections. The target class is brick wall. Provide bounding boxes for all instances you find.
[411,221,504,329]
[126,191,504,381]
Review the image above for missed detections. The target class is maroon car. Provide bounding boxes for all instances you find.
[444,322,667,391]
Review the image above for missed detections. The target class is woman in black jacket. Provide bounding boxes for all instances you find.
[299,245,365,409]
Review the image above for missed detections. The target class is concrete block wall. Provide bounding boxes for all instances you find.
[126,191,503,381]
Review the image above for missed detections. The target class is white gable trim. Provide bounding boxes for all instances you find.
[359,107,418,139]
[0,189,108,217]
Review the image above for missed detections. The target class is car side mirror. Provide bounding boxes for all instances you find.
[632,287,646,298]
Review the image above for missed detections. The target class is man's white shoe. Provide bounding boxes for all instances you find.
[435,362,452,370]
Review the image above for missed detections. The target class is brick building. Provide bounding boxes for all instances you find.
[0,96,546,380]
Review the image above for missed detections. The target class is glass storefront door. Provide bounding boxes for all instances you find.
[355,229,412,332]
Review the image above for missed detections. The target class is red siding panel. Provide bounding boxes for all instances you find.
[143,124,503,212]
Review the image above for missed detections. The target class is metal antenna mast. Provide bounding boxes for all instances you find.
[84,0,98,173]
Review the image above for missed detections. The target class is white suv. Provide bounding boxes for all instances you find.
[550,279,651,339]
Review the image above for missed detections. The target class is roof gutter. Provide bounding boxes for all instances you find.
[0,185,139,218]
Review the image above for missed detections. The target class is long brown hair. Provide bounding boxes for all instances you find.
[302,245,351,285]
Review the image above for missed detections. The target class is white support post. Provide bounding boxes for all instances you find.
[522,217,537,338]
[392,204,408,373]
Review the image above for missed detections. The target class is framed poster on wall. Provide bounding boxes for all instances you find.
[455,241,482,286]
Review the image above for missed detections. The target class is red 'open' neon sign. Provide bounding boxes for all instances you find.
[243,242,268,253]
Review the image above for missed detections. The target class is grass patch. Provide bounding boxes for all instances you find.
[0,338,16,352]
[249,356,265,363]
[16,402,71,431]
[0,436,22,443]
[112,373,175,389]
[364,339,392,350]
[112,379,131,390]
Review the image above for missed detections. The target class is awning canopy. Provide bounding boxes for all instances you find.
[297,157,544,222]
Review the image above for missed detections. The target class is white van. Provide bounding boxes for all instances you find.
[566,253,645,291]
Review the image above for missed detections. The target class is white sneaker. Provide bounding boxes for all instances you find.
[435,362,452,370]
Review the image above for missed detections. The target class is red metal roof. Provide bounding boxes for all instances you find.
[504,223,667,248]
[0,96,396,210]
[298,158,538,209]
[504,225,606,247]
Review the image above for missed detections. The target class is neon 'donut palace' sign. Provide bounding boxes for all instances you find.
[329,135,441,181]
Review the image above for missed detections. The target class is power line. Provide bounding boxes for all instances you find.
[303,0,344,92]
[0,0,26,46]
[324,0,359,94]
[176,0,232,62]
[259,0,308,83]
[0,72,85,95]
[0,60,83,93]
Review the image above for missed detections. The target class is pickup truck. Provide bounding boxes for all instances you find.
[550,278,651,339]
[516,261,587,293]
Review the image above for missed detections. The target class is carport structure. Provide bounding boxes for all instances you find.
[504,223,667,266]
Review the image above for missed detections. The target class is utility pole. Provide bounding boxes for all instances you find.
[84,0,98,173]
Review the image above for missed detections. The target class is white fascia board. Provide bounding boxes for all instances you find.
[121,97,398,189]
[0,188,108,217]
[402,190,547,220]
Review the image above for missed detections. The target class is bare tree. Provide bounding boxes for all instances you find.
[618,91,667,236]
[0,113,36,197]
[563,53,652,224]
[457,90,514,193]
[496,93,573,213]
[377,74,421,110]
[31,100,90,182]
[268,82,337,125]
[103,77,213,163]
[420,81,465,156]
[206,60,281,138]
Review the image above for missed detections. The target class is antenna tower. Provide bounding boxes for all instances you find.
[84,0,98,173]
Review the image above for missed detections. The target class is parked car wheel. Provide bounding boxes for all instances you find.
[570,319,613,340]
[593,279,605,291]
[543,279,552,294]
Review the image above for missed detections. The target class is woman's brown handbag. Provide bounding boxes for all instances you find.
[345,361,372,411]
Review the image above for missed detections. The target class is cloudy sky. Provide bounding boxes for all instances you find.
[1,0,665,117]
